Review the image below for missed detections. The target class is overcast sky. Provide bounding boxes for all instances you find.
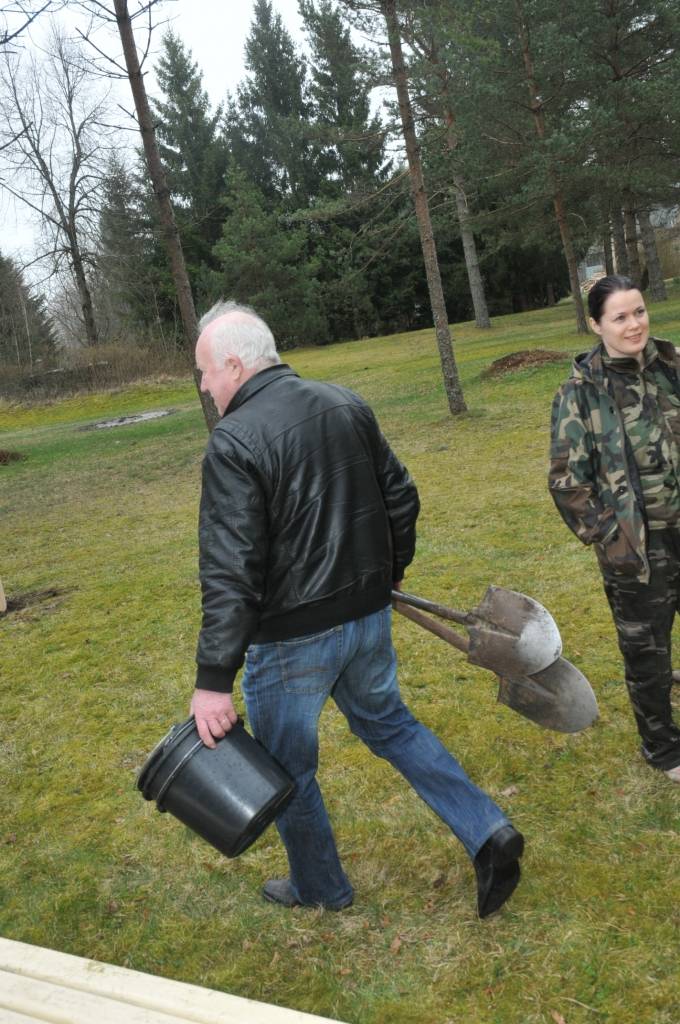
[3,0,308,272]
[168,0,306,106]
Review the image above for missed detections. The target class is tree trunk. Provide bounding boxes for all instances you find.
[452,172,491,329]
[71,242,99,346]
[602,203,614,275]
[11,312,20,367]
[552,189,588,333]
[623,199,642,288]
[16,278,33,368]
[638,208,666,302]
[603,231,614,276]
[113,0,217,430]
[515,0,588,334]
[381,0,466,414]
[610,206,628,275]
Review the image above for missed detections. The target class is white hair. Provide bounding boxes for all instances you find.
[199,300,281,370]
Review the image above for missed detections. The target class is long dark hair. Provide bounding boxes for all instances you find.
[588,275,636,322]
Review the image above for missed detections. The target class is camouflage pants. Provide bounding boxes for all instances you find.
[601,528,680,771]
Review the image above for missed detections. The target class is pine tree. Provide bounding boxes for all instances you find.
[380,0,467,412]
[152,31,230,275]
[229,0,317,204]
[94,154,160,340]
[301,0,386,196]
[212,171,328,347]
[574,0,680,297]
[297,0,401,340]
[0,253,54,369]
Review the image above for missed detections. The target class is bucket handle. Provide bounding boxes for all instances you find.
[154,737,204,810]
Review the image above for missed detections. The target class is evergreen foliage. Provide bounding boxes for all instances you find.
[301,0,387,196]
[95,155,160,341]
[211,171,327,347]
[228,0,317,204]
[151,31,230,274]
[578,0,680,206]
[0,252,55,368]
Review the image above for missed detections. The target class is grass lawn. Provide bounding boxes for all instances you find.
[1,292,679,1024]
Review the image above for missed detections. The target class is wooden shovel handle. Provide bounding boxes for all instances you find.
[391,589,469,626]
[392,595,470,655]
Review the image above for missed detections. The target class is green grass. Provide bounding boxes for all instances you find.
[2,293,680,1024]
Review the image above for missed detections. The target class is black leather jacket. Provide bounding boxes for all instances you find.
[195,364,419,692]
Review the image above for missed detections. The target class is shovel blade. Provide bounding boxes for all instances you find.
[497,657,599,733]
[468,585,562,677]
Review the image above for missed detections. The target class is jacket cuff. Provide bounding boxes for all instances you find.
[195,665,237,693]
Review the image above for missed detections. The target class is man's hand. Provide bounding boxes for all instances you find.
[190,689,239,749]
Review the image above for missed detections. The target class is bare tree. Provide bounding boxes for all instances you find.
[0,1,61,48]
[0,25,117,344]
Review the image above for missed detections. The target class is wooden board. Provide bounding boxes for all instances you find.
[0,938,346,1024]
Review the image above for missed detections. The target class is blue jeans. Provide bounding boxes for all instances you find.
[241,606,509,907]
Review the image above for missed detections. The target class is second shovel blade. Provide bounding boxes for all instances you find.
[497,656,599,734]
[468,585,563,677]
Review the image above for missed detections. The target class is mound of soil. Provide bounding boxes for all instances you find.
[2,587,68,615]
[0,450,25,465]
[483,350,566,378]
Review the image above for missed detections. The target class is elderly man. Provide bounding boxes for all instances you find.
[190,300,524,917]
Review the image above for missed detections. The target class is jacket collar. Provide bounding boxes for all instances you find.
[224,363,299,416]
[572,337,677,387]
[602,337,660,374]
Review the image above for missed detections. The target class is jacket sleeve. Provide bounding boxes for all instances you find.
[195,429,268,693]
[548,383,617,546]
[369,416,420,581]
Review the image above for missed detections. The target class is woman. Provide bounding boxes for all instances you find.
[549,274,680,782]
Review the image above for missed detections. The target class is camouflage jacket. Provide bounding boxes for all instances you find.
[549,337,680,582]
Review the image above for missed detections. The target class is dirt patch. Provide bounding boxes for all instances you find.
[80,409,175,431]
[2,587,69,615]
[0,450,26,465]
[482,350,566,378]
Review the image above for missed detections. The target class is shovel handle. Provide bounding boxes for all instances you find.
[391,589,469,626]
[392,594,470,655]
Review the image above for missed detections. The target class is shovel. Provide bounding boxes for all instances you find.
[497,661,599,734]
[393,586,562,677]
[392,593,598,734]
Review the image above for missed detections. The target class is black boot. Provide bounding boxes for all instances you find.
[474,825,524,919]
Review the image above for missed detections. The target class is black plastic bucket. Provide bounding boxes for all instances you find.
[137,717,295,858]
